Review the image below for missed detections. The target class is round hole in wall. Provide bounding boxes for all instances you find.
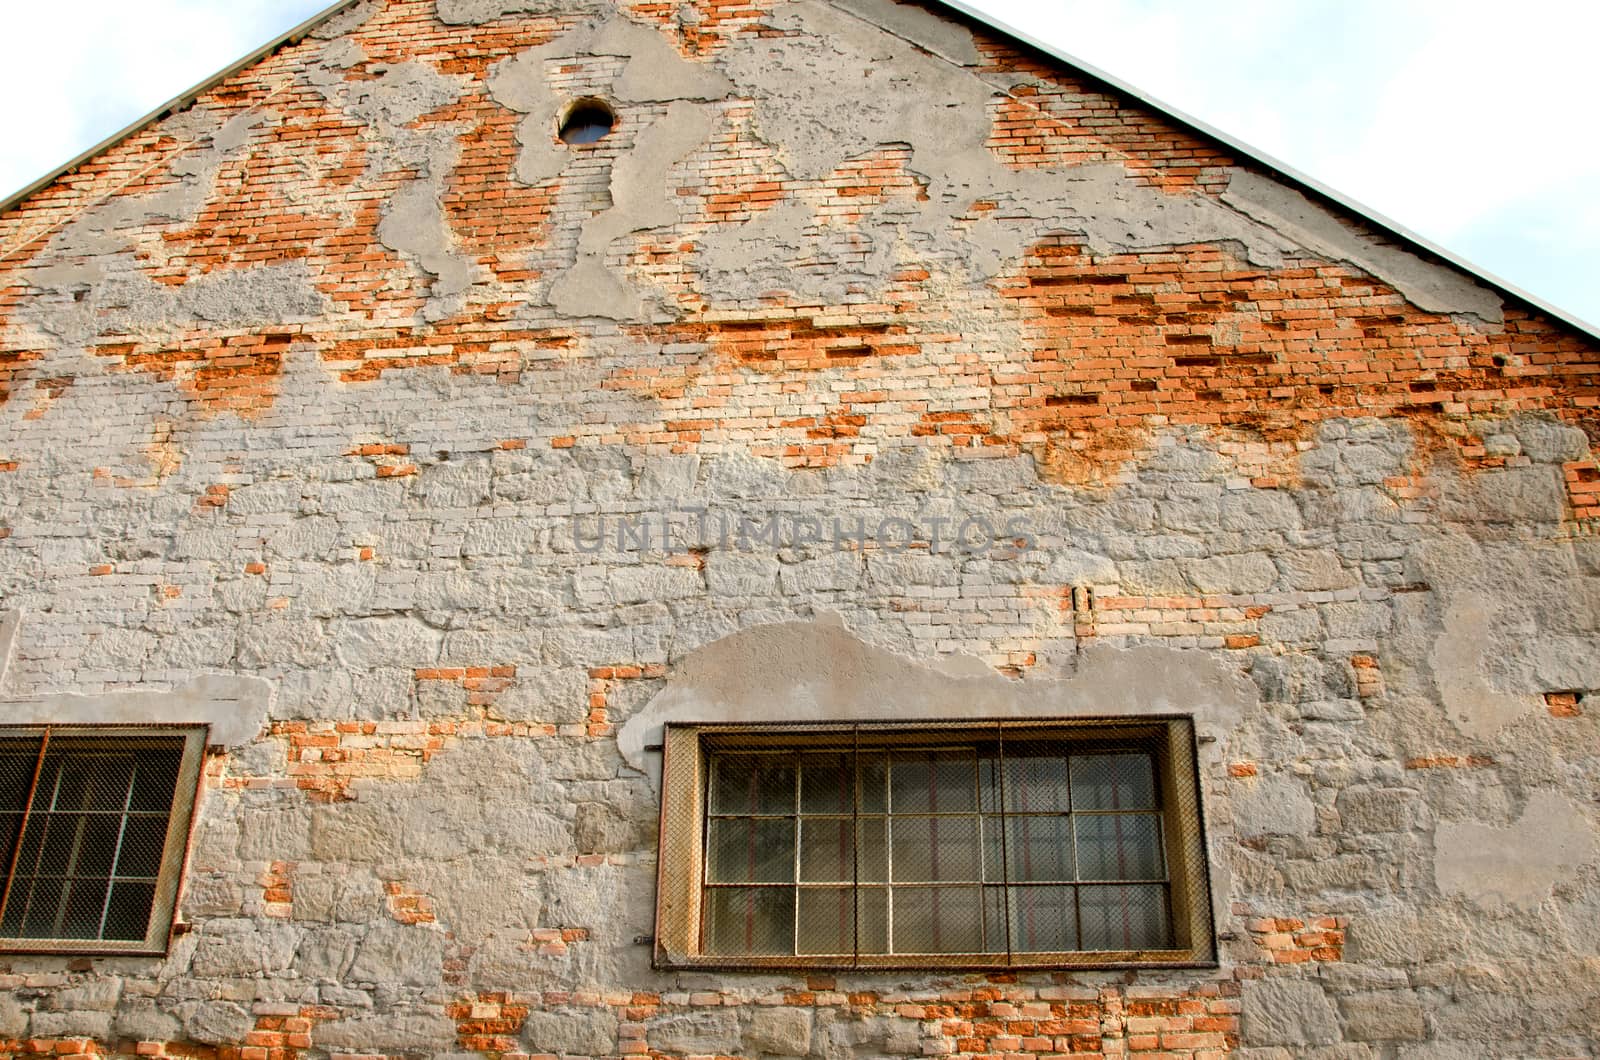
[559,99,616,145]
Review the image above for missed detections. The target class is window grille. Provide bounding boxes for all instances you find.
[655,718,1214,969]
[0,726,206,954]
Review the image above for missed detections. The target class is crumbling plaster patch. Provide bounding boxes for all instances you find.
[0,610,18,691]
[305,54,477,321]
[1,674,272,748]
[1434,790,1598,909]
[485,13,732,319]
[15,110,330,350]
[1430,595,1546,740]
[618,612,1257,777]
[1222,169,1503,323]
[308,0,378,40]
[437,0,601,25]
[472,0,1507,322]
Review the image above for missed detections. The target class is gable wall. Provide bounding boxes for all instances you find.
[0,0,1597,1055]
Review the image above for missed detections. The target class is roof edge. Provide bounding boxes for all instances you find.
[1,0,1595,342]
[928,0,1600,342]
[0,0,361,222]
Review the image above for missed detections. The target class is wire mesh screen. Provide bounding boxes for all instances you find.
[0,730,188,945]
[660,719,1214,969]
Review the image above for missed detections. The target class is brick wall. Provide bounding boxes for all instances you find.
[0,0,1596,1056]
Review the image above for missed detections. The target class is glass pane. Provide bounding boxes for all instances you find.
[857,818,887,882]
[70,815,123,879]
[857,887,888,953]
[798,887,855,954]
[858,755,887,813]
[800,754,853,814]
[1074,814,1164,881]
[116,816,171,879]
[710,754,796,816]
[982,885,1008,952]
[891,886,981,953]
[104,881,156,942]
[891,817,980,882]
[1005,816,1075,882]
[17,877,63,937]
[42,752,134,812]
[707,819,794,884]
[0,741,42,812]
[1001,744,1071,813]
[0,814,21,875]
[61,878,110,939]
[799,819,853,882]
[129,750,182,812]
[890,751,977,813]
[704,887,794,955]
[1009,885,1079,952]
[1070,754,1156,811]
[34,814,85,876]
[1079,884,1170,951]
[982,816,1004,882]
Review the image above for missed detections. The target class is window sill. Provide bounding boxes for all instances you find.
[654,950,1221,973]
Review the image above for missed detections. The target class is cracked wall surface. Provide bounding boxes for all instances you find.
[0,0,1597,1056]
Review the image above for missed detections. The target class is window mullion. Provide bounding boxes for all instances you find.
[851,725,860,967]
[996,725,1012,966]
[0,728,50,933]
[884,750,893,956]
[792,752,800,959]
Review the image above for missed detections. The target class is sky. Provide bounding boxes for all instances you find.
[1,0,1595,331]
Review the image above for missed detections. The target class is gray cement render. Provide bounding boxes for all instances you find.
[0,0,1592,1053]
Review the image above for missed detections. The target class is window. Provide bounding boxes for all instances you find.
[559,98,616,145]
[654,719,1214,969]
[0,726,206,954]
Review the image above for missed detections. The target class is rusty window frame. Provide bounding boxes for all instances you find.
[653,716,1216,971]
[0,724,208,955]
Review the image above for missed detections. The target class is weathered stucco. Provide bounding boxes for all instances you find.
[0,0,1596,1055]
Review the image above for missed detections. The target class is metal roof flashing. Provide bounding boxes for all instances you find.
[0,0,1594,342]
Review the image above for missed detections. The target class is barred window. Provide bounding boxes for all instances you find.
[0,726,206,954]
[654,719,1214,969]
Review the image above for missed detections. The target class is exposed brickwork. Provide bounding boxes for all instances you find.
[0,0,1595,1056]
[1246,916,1347,964]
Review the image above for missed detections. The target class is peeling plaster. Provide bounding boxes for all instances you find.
[310,0,379,40]
[13,109,330,355]
[1431,595,1544,739]
[618,613,1256,779]
[437,0,600,24]
[1,675,274,748]
[1222,170,1504,323]
[1434,790,1598,909]
[829,0,983,65]
[550,99,717,319]
[306,56,476,321]
[0,610,18,691]
[487,12,732,320]
[699,1,1298,303]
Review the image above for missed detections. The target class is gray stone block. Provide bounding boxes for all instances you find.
[1340,992,1427,1041]
[746,1006,814,1055]
[1244,979,1341,1046]
[650,1010,741,1055]
[522,1007,620,1055]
